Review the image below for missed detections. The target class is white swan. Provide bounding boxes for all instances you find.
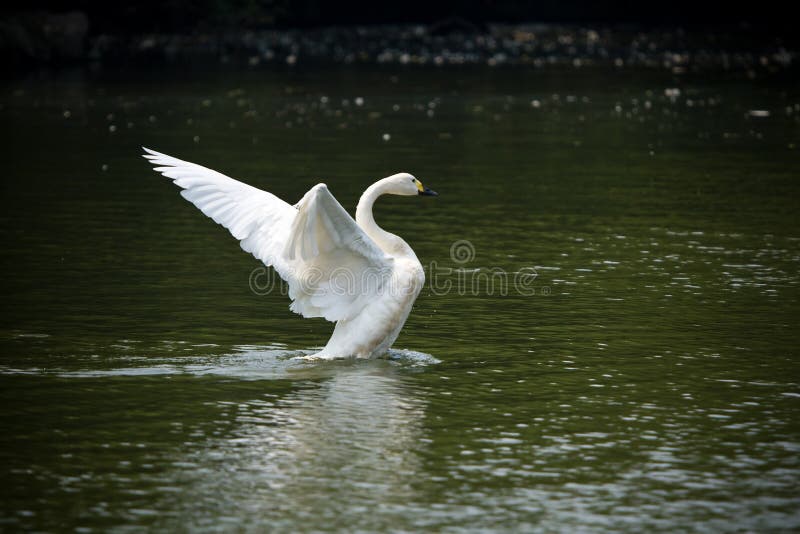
[142,148,437,359]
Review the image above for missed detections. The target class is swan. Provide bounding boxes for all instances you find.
[142,148,438,359]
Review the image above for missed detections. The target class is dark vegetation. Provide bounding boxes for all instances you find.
[0,0,795,71]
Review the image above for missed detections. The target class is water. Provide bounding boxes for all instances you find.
[1,65,799,531]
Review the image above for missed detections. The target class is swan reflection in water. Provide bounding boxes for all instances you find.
[159,356,429,529]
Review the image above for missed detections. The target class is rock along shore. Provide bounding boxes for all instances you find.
[1,15,795,75]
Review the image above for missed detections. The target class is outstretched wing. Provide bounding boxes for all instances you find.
[283,183,394,321]
[143,148,393,322]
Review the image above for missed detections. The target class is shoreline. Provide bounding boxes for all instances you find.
[1,19,797,76]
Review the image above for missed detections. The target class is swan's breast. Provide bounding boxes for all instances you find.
[318,256,425,358]
[392,257,425,300]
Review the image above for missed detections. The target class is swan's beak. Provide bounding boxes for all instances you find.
[419,187,438,196]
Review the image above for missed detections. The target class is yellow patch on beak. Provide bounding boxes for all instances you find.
[416,180,425,193]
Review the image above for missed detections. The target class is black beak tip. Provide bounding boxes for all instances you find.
[420,188,438,196]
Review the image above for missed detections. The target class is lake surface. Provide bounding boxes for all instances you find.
[1,65,799,531]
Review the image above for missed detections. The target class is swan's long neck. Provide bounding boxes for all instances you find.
[356,179,411,257]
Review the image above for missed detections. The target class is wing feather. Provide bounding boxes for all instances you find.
[283,184,393,321]
[143,148,392,323]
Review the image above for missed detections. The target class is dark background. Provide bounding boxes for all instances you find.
[0,0,788,33]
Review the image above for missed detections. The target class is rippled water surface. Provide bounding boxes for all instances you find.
[1,66,799,531]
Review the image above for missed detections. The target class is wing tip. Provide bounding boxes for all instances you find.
[142,146,165,162]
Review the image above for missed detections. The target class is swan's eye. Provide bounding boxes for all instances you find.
[411,178,416,183]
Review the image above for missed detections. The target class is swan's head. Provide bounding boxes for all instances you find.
[384,173,438,197]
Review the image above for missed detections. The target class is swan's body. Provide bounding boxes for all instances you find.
[142,148,437,359]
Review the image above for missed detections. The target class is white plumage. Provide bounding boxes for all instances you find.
[142,148,437,359]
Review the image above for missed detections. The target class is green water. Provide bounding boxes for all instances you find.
[1,66,799,531]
